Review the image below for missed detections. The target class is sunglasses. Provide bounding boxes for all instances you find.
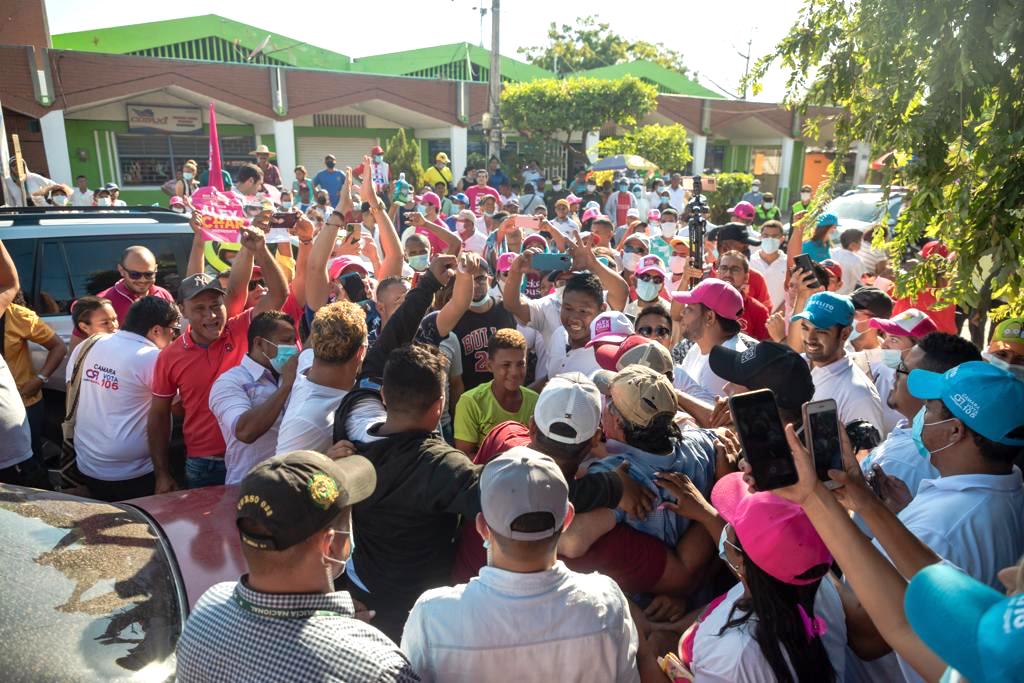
[638,325,671,338]
[124,269,157,280]
[165,323,182,339]
[248,279,266,291]
[623,246,647,255]
[637,274,664,284]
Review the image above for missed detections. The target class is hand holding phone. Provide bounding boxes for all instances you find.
[512,214,539,230]
[272,212,299,230]
[530,252,572,272]
[802,399,844,489]
[793,253,824,289]
[727,389,798,491]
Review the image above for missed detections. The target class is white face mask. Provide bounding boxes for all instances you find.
[586,184,596,192]
[670,255,688,274]
[801,192,812,202]
[52,195,69,206]
[552,184,562,191]
[661,221,676,238]
[96,197,112,207]
[760,237,782,254]
[983,351,1024,381]
[763,201,774,210]
[621,252,641,272]
[322,528,350,582]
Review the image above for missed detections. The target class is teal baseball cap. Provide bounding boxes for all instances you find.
[908,360,1024,446]
[791,292,854,329]
[816,212,839,227]
[905,563,1024,683]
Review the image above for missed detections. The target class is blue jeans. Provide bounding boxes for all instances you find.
[185,457,226,489]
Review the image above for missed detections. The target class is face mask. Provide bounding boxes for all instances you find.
[763,201,774,210]
[322,529,349,581]
[553,184,562,191]
[912,408,958,457]
[264,342,300,373]
[670,255,688,274]
[618,185,628,193]
[661,221,676,238]
[848,322,864,344]
[182,172,194,181]
[325,160,336,169]
[373,155,383,163]
[801,192,811,202]
[829,230,841,247]
[982,351,1024,381]
[171,206,186,214]
[407,253,430,272]
[281,201,292,209]
[633,189,642,198]
[637,279,661,301]
[586,184,596,192]
[52,196,69,206]
[711,246,719,260]
[416,204,428,215]
[96,197,112,207]
[621,252,641,272]
[659,197,670,205]
[760,237,782,253]
[471,292,491,308]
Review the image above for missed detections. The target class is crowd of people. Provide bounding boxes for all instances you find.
[1,146,1023,683]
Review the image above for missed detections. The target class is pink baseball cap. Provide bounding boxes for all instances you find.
[635,254,667,280]
[670,278,743,320]
[869,308,938,338]
[647,209,661,222]
[712,472,833,585]
[415,192,441,210]
[523,233,548,249]
[565,193,582,205]
[581,207,599,223]
[496,252,517,273]
[727,201,756,222]
[169,195,184,206]
[820,259,843,286]
[920,240,951,260]
[328,255,369,280]
[585,311,635,347]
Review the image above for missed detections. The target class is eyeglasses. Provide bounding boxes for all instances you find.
[638,325,671,338]
[124,269,157,280]
[718,265,746,276]
[895,360,910,377]
[248,279,266,291]
[166,323,182,339]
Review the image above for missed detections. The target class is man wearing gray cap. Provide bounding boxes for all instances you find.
[402,446,654,682]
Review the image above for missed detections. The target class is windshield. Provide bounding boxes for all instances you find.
[0,486,183,681]
[827,194,887,223]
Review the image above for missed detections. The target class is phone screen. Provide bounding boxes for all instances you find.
[807,403,844,481]
[339,273,368,304]
[728,389,798,490]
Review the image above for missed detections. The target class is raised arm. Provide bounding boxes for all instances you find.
[567,232,629,312]
[437,252,477,337]
[287,213,314,309]
[241,221,288,314]
[0,240,20,315]
[361,158,404,279]
[308,207,346,312]
[412,212,462,256]
[502,248,538,325]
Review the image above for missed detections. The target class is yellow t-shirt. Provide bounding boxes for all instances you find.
[453,380,539,446]
[3,303,56,406]
[422,166,454,195]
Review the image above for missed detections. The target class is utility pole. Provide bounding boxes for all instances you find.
[738,37,752,100]
[486,0,502,161]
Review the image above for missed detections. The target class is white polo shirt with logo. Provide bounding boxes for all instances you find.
[66,331,160,480]
[809,355,885,432]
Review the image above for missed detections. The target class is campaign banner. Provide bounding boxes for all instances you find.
[127,104,203,133]
[191,186,290,243]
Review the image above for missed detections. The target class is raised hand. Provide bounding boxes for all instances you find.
[429,254,458,285]
[655,472,715,522]
[239,226,267,252]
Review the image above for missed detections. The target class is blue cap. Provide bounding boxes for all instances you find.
[791,292,854,329]
[452,193,469,205]
[905,563,1024,683]
[816,213,838,228]
[908,361,1024,446]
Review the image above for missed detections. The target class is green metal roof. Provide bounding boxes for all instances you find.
[350,43,554,82]
[51,15,351,70]
[577,61,723,98]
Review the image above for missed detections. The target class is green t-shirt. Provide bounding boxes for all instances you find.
[453,380,539,446]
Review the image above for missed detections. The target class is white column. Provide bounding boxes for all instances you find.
[777,136,795,208]
[449,125,468,179]
[584,131,600,162]
[273,119,296,187]
[40,109,72,185]
[691,134,708,174]
[852,140,871,185]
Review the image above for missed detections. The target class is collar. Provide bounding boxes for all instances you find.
[113,279,145,302]
[918,466,1023,495]
[809,355,852,379]
[116,330,157,348]
[235,576,355,618]
[240,354,276,384]
[477,561,571,596]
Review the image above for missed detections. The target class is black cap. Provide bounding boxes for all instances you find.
[709,342,814,410]
[851,286,894,319]
[236,451,377,551]
[178,273,227,302]
[715,223,761,246]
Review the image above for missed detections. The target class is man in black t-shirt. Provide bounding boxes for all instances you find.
[453,267,516,390]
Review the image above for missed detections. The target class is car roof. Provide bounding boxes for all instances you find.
[0,205,192,238]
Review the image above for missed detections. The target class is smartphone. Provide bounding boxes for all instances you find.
[793,253,824,288]
[347,223,362,243]
[803,399,844,488]
[727,389,798,491]
[512,214,539,230]
[339,272,369,304]
[531,252,572,272]
[272,212,298,229]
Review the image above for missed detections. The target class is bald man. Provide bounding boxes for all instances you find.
[96,246,176,327]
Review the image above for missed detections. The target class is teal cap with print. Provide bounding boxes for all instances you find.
[791,292,854,329]
[908,360,1024,446]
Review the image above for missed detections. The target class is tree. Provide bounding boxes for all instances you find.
[706,172,755,224]
[750,0,1024,331]
[519,15,691,78]
[594,124,693,174]
[501,76,658,155]
[383,128,423,189]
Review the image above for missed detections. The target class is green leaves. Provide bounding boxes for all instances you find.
[594,124,693,174]
[384,129,424,189]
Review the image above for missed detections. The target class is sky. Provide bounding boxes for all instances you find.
[44,0,807,103]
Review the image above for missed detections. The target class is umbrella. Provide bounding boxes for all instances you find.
[590,154,658,172]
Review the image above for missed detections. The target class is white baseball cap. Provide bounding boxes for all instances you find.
[534,372,602,445]
[586,310,635,346]
[480,446,570,541]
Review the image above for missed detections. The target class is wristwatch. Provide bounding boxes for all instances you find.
[36,373,49,382]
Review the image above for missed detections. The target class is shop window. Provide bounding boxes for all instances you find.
[116,133,255,187]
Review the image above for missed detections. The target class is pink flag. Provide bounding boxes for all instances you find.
[208,103,224,191]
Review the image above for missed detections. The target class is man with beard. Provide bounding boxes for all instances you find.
[96,246,176,327]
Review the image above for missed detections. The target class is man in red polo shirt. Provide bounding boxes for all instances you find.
[89,246,175,331]
[717,250,769,340]
[147,227,288,492]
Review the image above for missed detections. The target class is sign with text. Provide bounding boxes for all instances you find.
[191,187,290,244]
[127,104,203,134]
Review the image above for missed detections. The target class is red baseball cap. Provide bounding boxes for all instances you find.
[920,240,950,259]
[670,278,743,320]
[593,334,674,373]
[370,145,384,155]
[328,256,369,280]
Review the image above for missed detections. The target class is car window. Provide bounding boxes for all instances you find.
[827,194,886,223]
[0,486,183,681]
[38,241,74,315]
[6,238,37,306]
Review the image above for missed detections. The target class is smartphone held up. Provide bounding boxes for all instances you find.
[727,388,798,491]
[803,399,844,489]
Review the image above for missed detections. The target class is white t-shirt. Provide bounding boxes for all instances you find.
[749,251,788,311]
[809,355,885,432]
[71,188,94,207]
[692,578,848,682]
[830,247,865,295]
[463,229,488,256]
[545,326,600,379]
[667,185,686,213]
[66,331,160,480]
[678,335,753,399]
[275,351,349,455]
[0,355,32,470]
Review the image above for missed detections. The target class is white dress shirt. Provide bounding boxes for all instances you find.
[71,188,94,207]
[209,355,286,485]
[667,185,686,212]
[809,355,885,432]
[749,250,788,310]
[678,335,753,399]
[402,561,640,683]
[545,326,601,379]
[525,292,563,347]
[830,246,865,294]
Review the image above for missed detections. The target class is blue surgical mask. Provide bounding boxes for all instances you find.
[660,196,670,205]
[408,253,430,272]
[182,171,194,181]
[637,279,661,301]
[911,407,957,458]
[373,155,383,163]
[416,204,428,215]
[281,201,293,209]
[711,247,720,260]
[760,237,782,254]
[848,322,864,344]
[265,342,299,373]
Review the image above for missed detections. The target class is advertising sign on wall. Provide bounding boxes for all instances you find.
[126,104,203,134]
